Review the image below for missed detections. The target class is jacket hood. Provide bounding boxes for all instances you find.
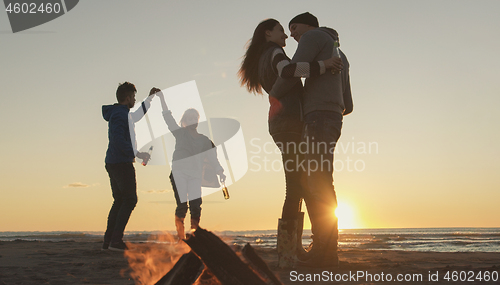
[102,104,126,122]
[318,27,339,42]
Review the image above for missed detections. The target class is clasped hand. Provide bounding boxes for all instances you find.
[149,87,162,96]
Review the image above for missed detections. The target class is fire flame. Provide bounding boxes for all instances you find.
[123,232,190,285]
[123,231,268,285]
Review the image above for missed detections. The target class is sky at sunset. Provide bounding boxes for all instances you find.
[1,0,499,232]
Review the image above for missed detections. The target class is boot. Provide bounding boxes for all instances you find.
[277,218,298,268]
[175,216,185,241]
[297,238,338,268]
[298,218,339,268]
[191,216,200,230]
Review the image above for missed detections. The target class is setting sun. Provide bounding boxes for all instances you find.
[335,201,358,229]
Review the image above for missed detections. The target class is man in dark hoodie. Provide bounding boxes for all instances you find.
[288,12,353,267]
[102,82,160,251]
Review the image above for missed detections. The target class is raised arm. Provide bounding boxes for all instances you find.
[129,95,152,123]
[157,90,168,111]
[129,87,161,123]
[157,91,181,132]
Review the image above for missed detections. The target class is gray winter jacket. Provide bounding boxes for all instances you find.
[289,27,353,116]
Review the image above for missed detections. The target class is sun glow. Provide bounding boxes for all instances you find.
[335,201,358,229]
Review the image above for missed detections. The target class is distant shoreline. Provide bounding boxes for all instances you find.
[1,228,500,253]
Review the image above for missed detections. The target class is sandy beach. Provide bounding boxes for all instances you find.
[1,239,499,285]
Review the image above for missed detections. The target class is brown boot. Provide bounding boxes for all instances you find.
[175,216,185,241]
[191,216,200,230]
[297,238,338,268]
[297,218,339,268]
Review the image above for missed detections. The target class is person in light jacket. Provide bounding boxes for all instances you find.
[157,91,226,241]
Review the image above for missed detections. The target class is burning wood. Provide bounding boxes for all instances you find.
[154,251,204,285]
[194,269,219,285]
[242,243,282,285]
[127,228,282,285]
[185,227,282,285]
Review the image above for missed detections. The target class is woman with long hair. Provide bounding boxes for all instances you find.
[238,18,342,267]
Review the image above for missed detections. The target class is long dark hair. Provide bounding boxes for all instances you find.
[238,18,279,94]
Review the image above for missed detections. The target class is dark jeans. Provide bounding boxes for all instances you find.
[170,172,202,219]
[272,132,308,220]
[104,163,138,244]
[303,111,343,242]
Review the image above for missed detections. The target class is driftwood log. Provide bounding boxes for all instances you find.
[154,251,204,285]
[184,227,271,285]
[242,243,282,285]
[155,227,282,285]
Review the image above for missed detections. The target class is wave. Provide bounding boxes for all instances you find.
[2,228,499,252]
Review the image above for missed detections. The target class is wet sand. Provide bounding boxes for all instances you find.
[1,240,499,284]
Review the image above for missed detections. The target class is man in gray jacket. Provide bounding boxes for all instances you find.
[288,12,353,267]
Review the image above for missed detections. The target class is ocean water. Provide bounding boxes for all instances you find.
[1,228,499,253]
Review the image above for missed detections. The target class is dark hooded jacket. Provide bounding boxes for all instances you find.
[102,104,135,164]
